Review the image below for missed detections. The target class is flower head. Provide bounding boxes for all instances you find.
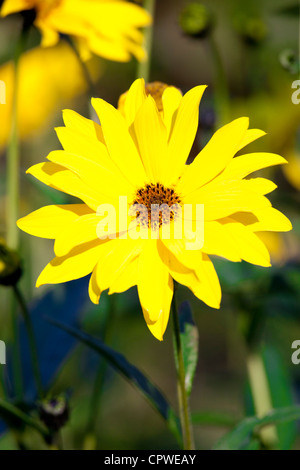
[1,0,151,62]
[17,79,292,340]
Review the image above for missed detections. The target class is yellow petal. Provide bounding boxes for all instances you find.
[162,86,183,139]
[47,150,133,202]
[231,208,292,232]
[183,179,271,221]
[237,129,266,152]
[17,204,92,239]
[109,257,139,295]
[202,221,242,262]
[178,117,249,195]
[27,162,102,211]
[137,239,172,325]
[1,0,32,16]
[219,219,271,267]
[91,97,146,187]
[94,237,144,292]
[88,263,101,304]
[36,239,106,287]
[165,85,207,185]
[133,95,167,182]
[221,152,287,180]
[168,251,221,309]
[123,78,146,126]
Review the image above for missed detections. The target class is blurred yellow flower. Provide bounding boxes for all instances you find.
[0,42,101,148]
[1,0,151,62]
[17,79,292,341]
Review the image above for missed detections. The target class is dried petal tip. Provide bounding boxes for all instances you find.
[0,239,22,287]
[179,3,214,39]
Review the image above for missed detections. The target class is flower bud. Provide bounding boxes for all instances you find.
[39,396,69,432]
[234,15,267,46]
[179,3,214,39]
[0,239,22,287]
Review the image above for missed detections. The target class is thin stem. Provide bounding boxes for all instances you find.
[7,18,31,403]
[0,398,50,439]
[172,286,195,450]
[66,37,97,99]
[85,295,116,448]
[13,285,43,400]
[207,35,230,128]
[246,351,278,449]
[137,0,156,82]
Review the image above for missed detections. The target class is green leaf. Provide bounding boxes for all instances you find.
[192,411,239,427]
[47,317,182,444]
[178,301,199,396]
[214,406,300,450]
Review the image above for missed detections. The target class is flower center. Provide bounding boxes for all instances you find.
[132,183,181,228]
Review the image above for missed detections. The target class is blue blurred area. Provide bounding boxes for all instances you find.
[0,276,90,434]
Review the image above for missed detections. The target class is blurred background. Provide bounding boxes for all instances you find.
[0,0,300,450]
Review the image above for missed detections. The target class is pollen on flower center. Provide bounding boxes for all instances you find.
[132,183,181,228]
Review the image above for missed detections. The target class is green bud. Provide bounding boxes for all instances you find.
[179,3,214,39]
[0,239,22,287]
[234,15,268,46]
[39,396,69,432]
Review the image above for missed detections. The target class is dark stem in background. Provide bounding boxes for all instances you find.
[137,0,156,82]
[65,36,97,99]
[13,285,43,400]
[7,15,33,402]
[172,283,195,450]
[85,295,116,449]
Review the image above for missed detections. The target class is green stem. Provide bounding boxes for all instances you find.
[207,35,230,128]
[85,296,116,448]
[10,295,23,401]
[246,351,278,448]
[0,398,50,439]
[7,19,31,404]
[13,285,43,400]
[172,287,195,450]
[137,0,156,82]
[66,37,97,99]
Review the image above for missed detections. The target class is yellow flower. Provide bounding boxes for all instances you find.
[17,79,292,340]
[0,42,101,148]
[1,0,151,62]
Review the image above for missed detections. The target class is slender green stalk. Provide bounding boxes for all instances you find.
[85,296,116,449]
[172,287,195,450]
[246,351,278,448]
[66,37,97,99]
[10,294,23,401]
[7,23,30,402]
[207,35,230,128]
[137,0,156,82]
[0,398,50,439]
[13,285,43,400]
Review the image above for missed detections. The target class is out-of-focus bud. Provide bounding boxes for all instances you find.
[0,239,22,287]
[234,15,268,46]
[279,49,299,75]
[179,3,214,39]
[39,396,69,432]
